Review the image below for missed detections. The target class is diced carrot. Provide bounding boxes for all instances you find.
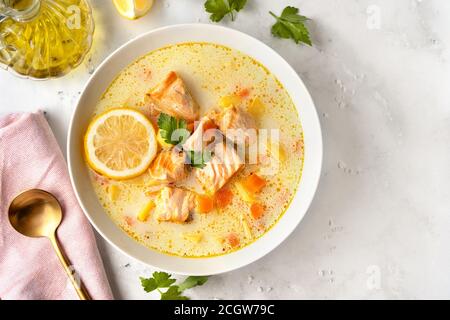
[250,203,265,219]
[196,195,215,213]
[187,122,195,133]
[237,88,250,98]
[242,173,267,194]
[227,233,240,248]
[215,187,234,208]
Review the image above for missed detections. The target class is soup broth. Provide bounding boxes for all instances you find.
[89,43,304,257]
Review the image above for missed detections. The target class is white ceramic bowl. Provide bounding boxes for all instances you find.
[68,24,322,275]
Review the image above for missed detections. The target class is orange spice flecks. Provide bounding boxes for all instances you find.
[125,216,134,226]
[142,67,152,81]
[294,138,304,156]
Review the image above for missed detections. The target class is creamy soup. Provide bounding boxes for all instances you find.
[88,42,304,257]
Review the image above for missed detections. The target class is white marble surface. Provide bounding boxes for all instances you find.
[1,0,450,299]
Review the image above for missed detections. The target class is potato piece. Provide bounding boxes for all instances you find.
[234,181,255,203]
[248,97,266,118]
[108,184,120,201]
[137,200,155,222]
[241,214,253,239]
[267,141,286,162]
[184,232,203,244]
[219,95,241,108]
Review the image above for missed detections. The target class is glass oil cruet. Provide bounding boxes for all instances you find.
[0,0,94,79]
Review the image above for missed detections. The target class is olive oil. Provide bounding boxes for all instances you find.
[6,0,37,11]
[0,0,94,79]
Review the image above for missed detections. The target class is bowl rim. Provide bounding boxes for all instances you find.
[67,23,322,275]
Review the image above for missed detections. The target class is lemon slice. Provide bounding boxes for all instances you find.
[85,108,157,180]
[113,0,153,20]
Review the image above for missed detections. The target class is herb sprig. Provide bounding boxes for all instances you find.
[157,113,213,169]
[187,150,213,169]
[270,6,312,46]
[204,0,247,22]
[202,3,313,46]
[157,113,190,146]
[141,272,209,300]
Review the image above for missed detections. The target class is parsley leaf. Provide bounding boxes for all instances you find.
[160,286,189,300]
[157,113,190,145]
[140,272,176,293]
[204,0,228,22]
[140,277,157,292]
[187,150,213,169]
[269,6,312,46]
[229,0,247,12]
[141,273,209,300]
[152,271,177,288]
[178,276,209,291]
[205,0,247,22]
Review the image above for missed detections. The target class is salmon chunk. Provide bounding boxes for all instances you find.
[195,142,244,194]
[149,149,187,183]
[183,116,219,153]
[210,105,257,146]
[154,187,194,222]
[147,71,199,122]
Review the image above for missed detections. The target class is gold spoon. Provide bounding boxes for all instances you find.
[8,189,91,300]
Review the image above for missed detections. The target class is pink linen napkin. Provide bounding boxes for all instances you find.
[0,111,113,300]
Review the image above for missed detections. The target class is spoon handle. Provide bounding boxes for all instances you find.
[49,234,91,300]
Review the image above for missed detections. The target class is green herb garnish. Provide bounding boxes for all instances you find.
[204,0,247,22]
[160,286,188,300]
[178,276,209,291]
[270,6,312,46]
[187,150,213,169]
[140,272,209,300]
[157,113,190,145]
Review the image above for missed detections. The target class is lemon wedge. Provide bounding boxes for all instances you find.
[113,0,154,20]
[85,108,157,180]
